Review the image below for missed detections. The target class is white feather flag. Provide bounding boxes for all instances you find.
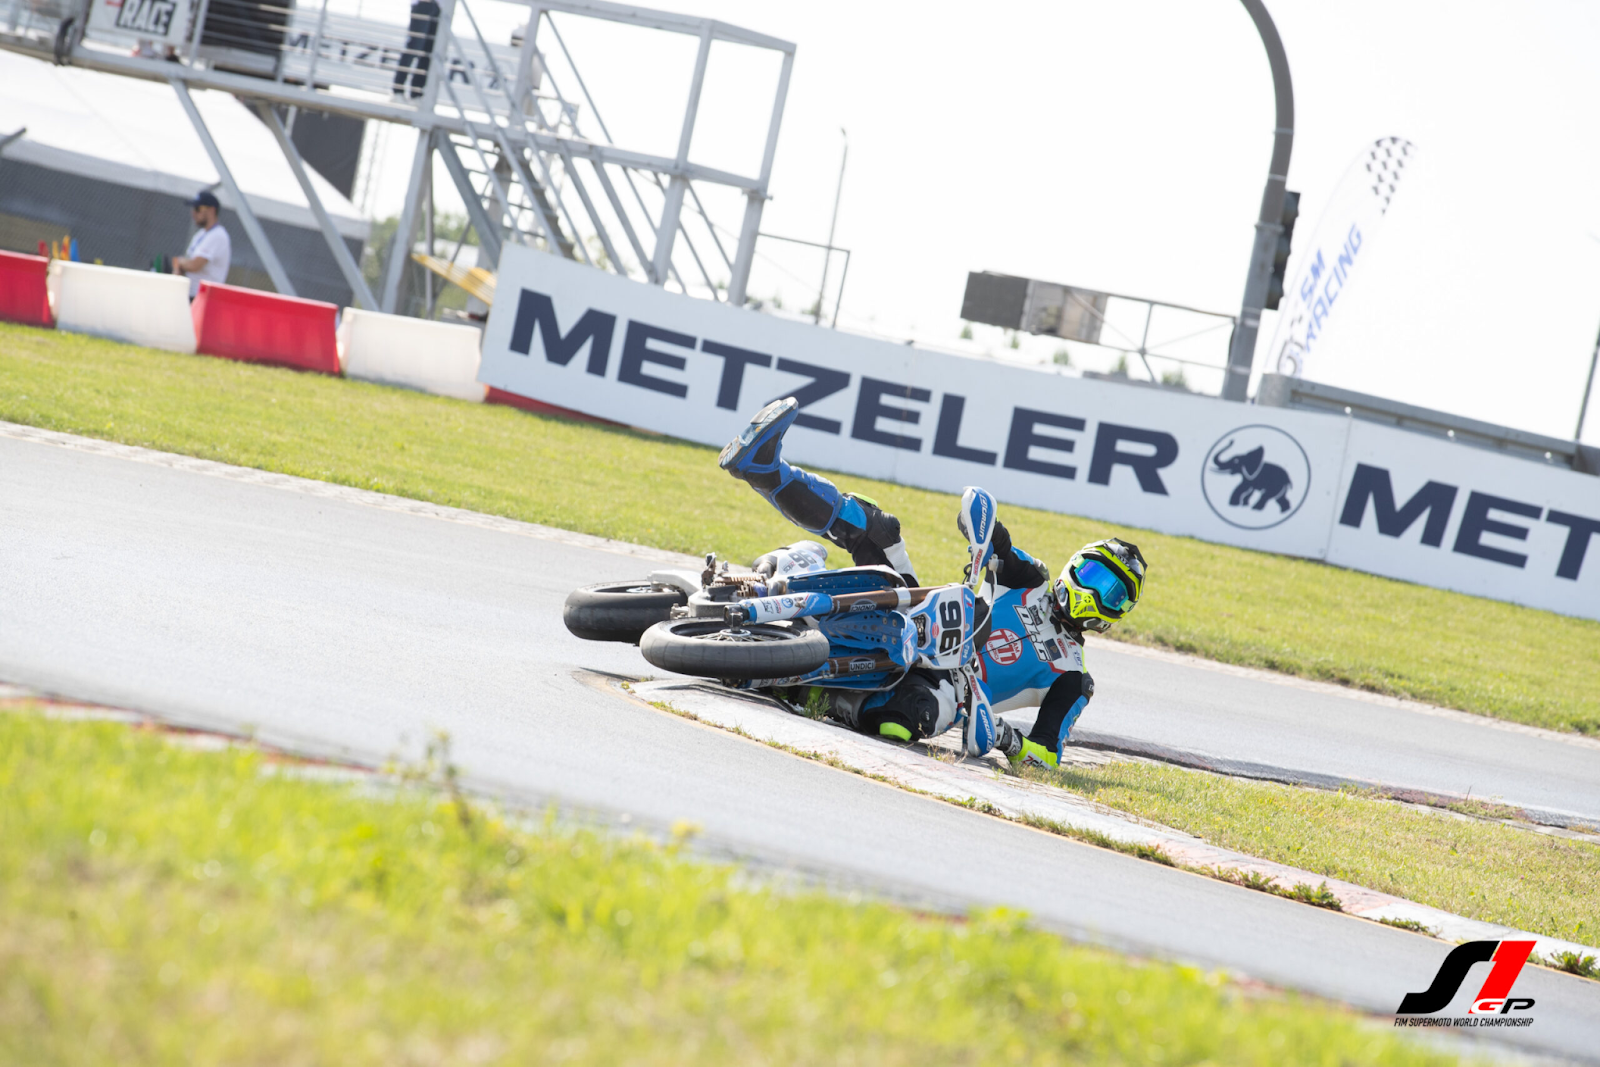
[1268,137,1417,379]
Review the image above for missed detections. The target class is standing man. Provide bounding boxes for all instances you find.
[173,191,232,299]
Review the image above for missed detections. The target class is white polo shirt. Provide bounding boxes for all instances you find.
[184,223,232,298]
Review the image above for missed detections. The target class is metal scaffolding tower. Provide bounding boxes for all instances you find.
[1,0,794,313]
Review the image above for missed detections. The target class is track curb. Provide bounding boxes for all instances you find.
[626,676,1600,969]
[1069,730,1600,836]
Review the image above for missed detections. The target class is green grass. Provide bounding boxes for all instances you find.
[1020,761,1600,946]
[1207,868,1343,911]
[1541,951,1599,979]
[2,323,1597,734]
[659,679,1599,949]
[0,712,1459,1066]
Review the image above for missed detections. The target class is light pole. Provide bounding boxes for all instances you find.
[1221,0,1294,402]
[1577,324,1599,441]
[815,127,847,325]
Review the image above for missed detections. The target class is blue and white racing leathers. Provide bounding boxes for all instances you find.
[721,413,1091,753]
[974,538,1094,757]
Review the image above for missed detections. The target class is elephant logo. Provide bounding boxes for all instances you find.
[1200,425,1311,530]
[1213,440,1293,512]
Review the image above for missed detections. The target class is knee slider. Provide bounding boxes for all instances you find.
[859,706,919,741]
[860,679,942,742]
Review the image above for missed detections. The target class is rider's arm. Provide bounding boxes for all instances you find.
[1029,670,1094,752]
[991,521,1050,590]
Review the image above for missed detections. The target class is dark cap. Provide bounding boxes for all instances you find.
[189,190,220,210]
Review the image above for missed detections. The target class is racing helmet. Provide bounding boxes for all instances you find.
[1052,538,1147,632]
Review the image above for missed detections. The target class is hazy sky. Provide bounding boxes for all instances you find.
[365,0,1600,443]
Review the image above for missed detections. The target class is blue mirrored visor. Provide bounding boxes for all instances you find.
[1073,558,1132,613]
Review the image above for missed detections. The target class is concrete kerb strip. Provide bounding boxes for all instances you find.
[624,676,1600,968]
[1069,730,1600,837]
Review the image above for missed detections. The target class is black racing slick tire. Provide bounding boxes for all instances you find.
[639,619,829,680]
[563,581,688,643]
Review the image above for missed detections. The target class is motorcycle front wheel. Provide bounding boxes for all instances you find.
[563,581,688,643]
[639,618,829,679]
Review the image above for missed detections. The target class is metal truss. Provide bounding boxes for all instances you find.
[1,0,794,312]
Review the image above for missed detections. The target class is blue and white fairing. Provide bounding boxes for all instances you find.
[735,565,909,624]
[724,565,980,693]
[906,585,977,670]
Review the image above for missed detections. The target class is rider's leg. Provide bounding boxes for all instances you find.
[784,669,952,741]
[1000,672,1094,769]
[1029,672,1092,750]
[720,398,917,584]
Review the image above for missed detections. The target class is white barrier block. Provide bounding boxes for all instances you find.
[337,308,486,402]
[48,261,197,354]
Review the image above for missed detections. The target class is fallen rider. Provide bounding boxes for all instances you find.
[719,397,1148,768]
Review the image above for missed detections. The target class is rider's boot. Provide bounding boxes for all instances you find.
[997,719,1059,769]
[720,398,918,585]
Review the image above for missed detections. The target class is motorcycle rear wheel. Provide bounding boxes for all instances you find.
[563,581,688,643]
[639,618,829,679]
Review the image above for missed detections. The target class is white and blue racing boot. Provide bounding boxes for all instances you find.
[718,396,801,484]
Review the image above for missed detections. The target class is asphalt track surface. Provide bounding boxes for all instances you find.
[1026,650,1600,828]
[4,430,1598,1062]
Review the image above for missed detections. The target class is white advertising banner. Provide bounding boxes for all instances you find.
[1326,420,1600,620]
[480,246,1600,622]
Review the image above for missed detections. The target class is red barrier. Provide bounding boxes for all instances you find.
[0,251,53,327]
[191,282,340,374]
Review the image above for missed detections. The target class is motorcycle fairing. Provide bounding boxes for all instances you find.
[738,609,916,692]
[818,610,916,666]
[907,585,976,670]
[782,565,905,595]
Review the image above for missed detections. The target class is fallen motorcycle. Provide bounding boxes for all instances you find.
[562,488,1000,701]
